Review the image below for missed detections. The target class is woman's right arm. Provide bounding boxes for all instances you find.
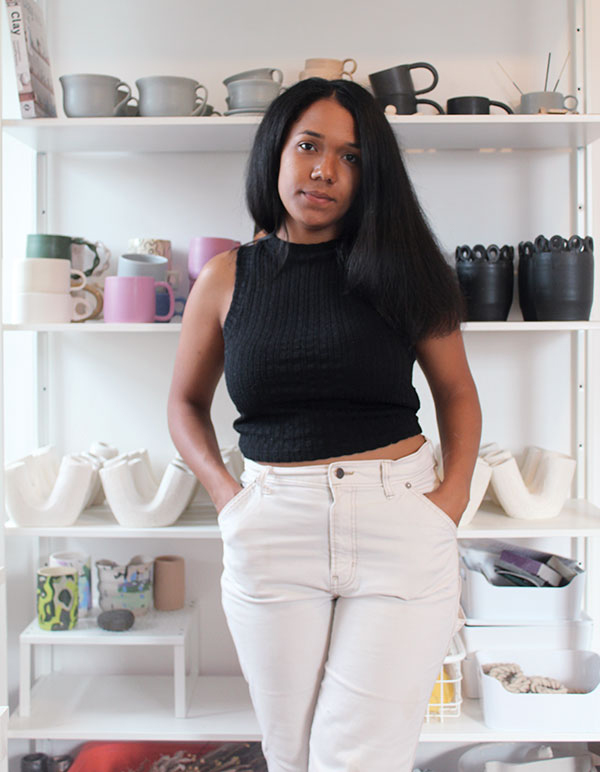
[167,251,242,513]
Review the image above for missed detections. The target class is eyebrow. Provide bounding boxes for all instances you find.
[298,129,360,150]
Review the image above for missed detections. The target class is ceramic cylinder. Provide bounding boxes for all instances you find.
[49,551,92,615]
[153,555,185,610]
[37,566,78,631]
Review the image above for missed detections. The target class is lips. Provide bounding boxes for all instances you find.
[302,190,335,204]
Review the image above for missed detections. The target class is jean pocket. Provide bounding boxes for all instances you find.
[407,488,458,533]
[217,480,257,523]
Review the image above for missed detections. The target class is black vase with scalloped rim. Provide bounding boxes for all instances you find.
[455,243,514,321]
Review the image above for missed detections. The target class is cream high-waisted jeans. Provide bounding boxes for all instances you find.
[218,439,462,772]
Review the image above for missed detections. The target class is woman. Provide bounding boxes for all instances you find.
[168,78,481,772]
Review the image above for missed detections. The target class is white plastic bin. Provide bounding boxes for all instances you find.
[475,649,600,732]
[460,614,593,698]
[460,560,585,622]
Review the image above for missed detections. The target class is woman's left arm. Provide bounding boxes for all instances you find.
[415,329,482,526]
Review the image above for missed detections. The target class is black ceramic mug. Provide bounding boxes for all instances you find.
[21,753,48,772]
[376,93,444,115]
[447,96,513,114]
[369,62,439,98]
[455,244,514,321]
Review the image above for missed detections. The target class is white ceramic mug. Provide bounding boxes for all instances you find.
[16,292,93,323]
[136,76,208,116]
[17,258,86,294]
[300,57,357,81]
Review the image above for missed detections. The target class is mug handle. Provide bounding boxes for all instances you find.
[270,68,284,84]
[70,294,93,323]
[113,81,132,116]
[70,269,86,290]
[342,58,357,77]
[415,98,445,114]
[154,281,175,321]
[70,284,103,323]
[563,94,578,111]
[71,238,100,277]
[409,62,439,95]
[191,84,208,116]
[489,99,513,114]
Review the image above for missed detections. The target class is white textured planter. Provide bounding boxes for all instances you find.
[487,446,576,519]
[99,453,197,527]
[86,441,119,505]
[460,456,493,526]
[5,451,96,526]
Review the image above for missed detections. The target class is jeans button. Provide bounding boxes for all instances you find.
[335,467,345,479]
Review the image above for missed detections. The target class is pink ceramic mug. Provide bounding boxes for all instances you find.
[188,237,241,287]
[103,276,174,322]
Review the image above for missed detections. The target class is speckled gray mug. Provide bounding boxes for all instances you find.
[136,76,208,116]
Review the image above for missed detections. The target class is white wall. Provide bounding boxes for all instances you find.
[2,0,600,766]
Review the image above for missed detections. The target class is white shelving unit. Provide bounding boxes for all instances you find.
[18,604,198,719]
[1,0,599,765]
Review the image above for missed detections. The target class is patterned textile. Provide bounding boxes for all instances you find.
[147,743,267,772]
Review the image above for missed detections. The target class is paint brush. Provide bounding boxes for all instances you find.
[544,52,551,91]
[497,61,523,94]
[552,51,571,91]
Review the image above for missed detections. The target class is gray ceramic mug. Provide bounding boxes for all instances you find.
[519,90,578,114]
[136,76,208,116]
[226,78,282,110]
[59,74,136,117]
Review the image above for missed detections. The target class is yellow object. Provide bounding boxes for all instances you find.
[428,666,455,713]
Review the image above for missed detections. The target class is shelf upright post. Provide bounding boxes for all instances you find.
[0,0,8,715]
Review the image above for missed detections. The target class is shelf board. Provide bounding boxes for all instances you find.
[4,320,600,334]
[7,673,600,742]
[3,114,600,153]
[20,604,196,646]
[5,498,600,539]
[4,503,221,538]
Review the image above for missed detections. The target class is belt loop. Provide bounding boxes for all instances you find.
[380,459,394,498]
[256,467,272,494]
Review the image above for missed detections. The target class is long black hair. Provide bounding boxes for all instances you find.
[246,78,463,344]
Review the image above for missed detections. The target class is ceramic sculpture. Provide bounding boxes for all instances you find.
[484,446,576,519]
[99,451,197,527]
[5,447,97,526]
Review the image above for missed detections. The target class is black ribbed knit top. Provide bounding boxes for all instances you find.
[223,235,422,462]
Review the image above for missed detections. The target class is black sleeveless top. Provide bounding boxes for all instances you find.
[223,235,422,462]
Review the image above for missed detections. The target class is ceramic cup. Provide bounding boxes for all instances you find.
[59,73,137,117]
[223,67,283,86]
[156,293,185,321]
[37,566,78,631]
[117,252,178,283]
[519,90,578,114]
[136,76,208,116]
[376,93,444,114]
[225,78,282,110]
[300,57,357,81]
[17,257,86,293]
[127,237,172,268]
[16,292,94,323]
[20,753,49,772]
[49,551,92,616]
[188,236,240,286]
[153,555,185,611]
[70,280,104,322]
[447,96,513,114]
[369,62,438,97]
[26,234,102,277]
[103,275,174,322]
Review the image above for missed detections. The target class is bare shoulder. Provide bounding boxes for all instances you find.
[184,248,238,330]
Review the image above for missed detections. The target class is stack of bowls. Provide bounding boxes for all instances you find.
[223,67,284,115]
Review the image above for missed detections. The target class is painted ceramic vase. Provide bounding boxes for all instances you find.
[37,566,78,631]
[96,555,153,616]
[49,551,92,616]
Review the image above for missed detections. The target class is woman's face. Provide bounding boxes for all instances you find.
[277,97,361,243]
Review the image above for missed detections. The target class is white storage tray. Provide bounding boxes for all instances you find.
[460,561,585,622]
[475,649,600,732]
[460,615,593,698]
